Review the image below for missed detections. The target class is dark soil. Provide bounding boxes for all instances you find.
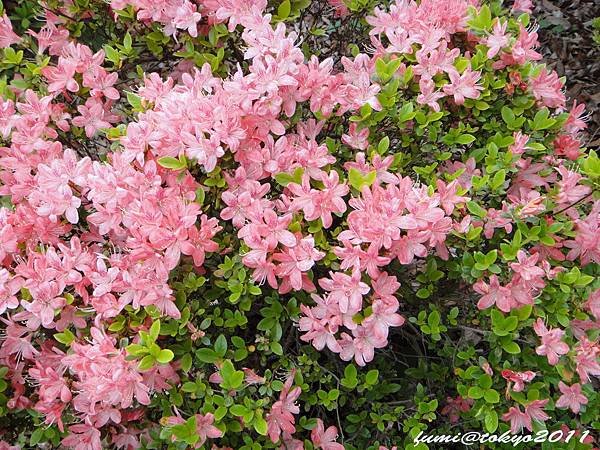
[534,0,600,148]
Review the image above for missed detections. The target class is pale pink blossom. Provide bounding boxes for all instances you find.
[530,68,566,109]
[485,19,509,58]
[311,419,344,450]
[443,68,483,105]
[555,382,588,413]
[0,13,20,47]
[533,318,569,365]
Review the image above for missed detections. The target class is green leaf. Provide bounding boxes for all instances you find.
[479,374,492,389]
[126,91,143,111]
[181,381,197,393]
[502,342,521,354]
[504,316,518,332]
[501,106,515,125]
[270,342,283,355]
[378,136,390,154]
[195,187,205,205]
[341,364,358,389]
[126,343,147,357]
[467,201,487,218]
[230,405,248,416]
[365,369,379,385]
[456,134,476,145]
[484,389,500,404]
[491,169,506,190]
[468,386,484,399]
[214,334,228,357]
[196,348,219,363]
[277,0,291,19]
[103,45,121,65]
[348,168,377,191]
[467,4,492,32]
[344,364,357,380]
[398,102,415,122]
[156,349,174,364]
[123,32,133,50]
[375,58,387,80]
[485,410,498,432]
[214,406,228,421]
[149,320,161,342]
[428,310,440,328]
[220,360,245,390]
[254,417,268,436]
[157,156,186,170]
[274,167,304,187]
[531,108,556,130]
[181,353,193,372]
[138,354,155,371]
[54,329,75,345]
[30,428,44,446]
[582,149,600,179]
[229,371,244,389]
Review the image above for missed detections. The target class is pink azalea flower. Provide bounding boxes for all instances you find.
[194,413,223,447]
[342,123,369,150]
[530,68,566,109]
[414,41,460,79]
[417,77,446,112]
[239,209,296,250]
[266,371,301,443]
[485,19,509,58]
[299,299,342,353]
[443,68,483,105]
[474,275,514,312]
[362,298,405,342]
[21,281,66,328]
[72,98,118,138]
[338,326,382,366]
[85,66,120,100]
[564,205,600,265]
[555,166,591,206]
[533,318,569,365]
[318,271,370,315]
[61,424,102,450]
[436,179,469,215]
[502,405,532,433]
[509,131,530,155]
[574,337,600,383]
[0,13,20,47]
[564,100,588,135]
[311,419,344,450]
[585,288,600,320]
[27,22,69,55]
[524,399,549,424]
[42,58,80,93]
[273,236,325,291]
[441,396,473,423]
[167,2,202,38]
[555,382,588,413]
[512,0,533,14]
[502,369,536,392]
[315,170,349,229]
[496,25,542,67]
[553,134,582,160]
[0,269,22,315]
[509,189,546,218]
[510,250,545,281]
[327,0,349,18]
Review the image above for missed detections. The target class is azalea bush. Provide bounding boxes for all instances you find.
[0,0,598,448]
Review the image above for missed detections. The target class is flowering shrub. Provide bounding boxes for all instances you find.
[0,0,598,449]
